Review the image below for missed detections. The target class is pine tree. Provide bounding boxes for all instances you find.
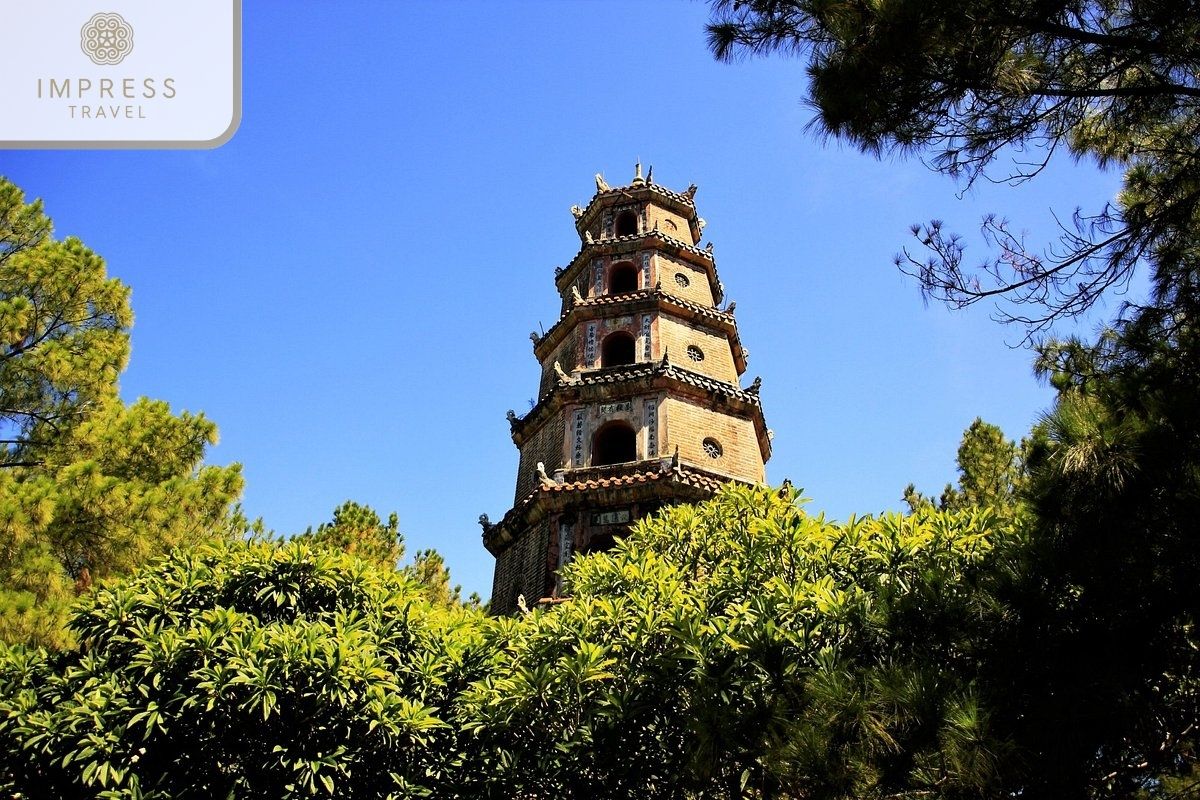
[294,500,405,571]
[0,178,243,648]
[705,0,1200,337]
[904,418,1023,518]
[295,501,475,606]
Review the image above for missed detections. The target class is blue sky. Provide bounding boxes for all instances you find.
[1,2,1124,599]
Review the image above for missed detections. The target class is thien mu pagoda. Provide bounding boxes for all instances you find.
[482,166,771,614]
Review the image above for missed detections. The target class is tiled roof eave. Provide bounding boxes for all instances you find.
[533,288,739,360]
[509,361,766,448]
[482,460,738,555]
[574,183,699,237]
[555,231,716,294]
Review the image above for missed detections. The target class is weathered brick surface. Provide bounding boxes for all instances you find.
[657,316,739,383]
[655,253,715,307]
[661,395,766,482]
[645,206,695,243]
[514,413,566,502]
[560,270,592,315]
[490,517,551,611]
[539,337,578,395]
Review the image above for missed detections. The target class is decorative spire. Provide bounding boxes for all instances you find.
[631,161,645,187]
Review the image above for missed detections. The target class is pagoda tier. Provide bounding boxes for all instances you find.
[483,167,771,614]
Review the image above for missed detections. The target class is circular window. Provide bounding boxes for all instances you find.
[674,272,690,288]
[702,438,723,459]
[687,345,705,362]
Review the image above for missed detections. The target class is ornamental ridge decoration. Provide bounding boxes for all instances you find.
[81,12,134,65]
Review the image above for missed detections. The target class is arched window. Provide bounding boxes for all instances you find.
[583,530,618,555]
[601,331,636,367]
[592,422,637,466]
[615,211,638,236]
[608,261,638,294]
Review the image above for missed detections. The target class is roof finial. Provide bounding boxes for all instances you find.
[632,160,645,187]
[595,173,610,192]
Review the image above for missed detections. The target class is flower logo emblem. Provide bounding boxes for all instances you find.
[80,13,134,65]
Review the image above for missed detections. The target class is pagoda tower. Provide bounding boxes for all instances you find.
[482,166,771,613]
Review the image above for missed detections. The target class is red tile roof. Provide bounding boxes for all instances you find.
[482,459,735,555]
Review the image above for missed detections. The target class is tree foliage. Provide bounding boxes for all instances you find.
[0,178,243,649]
[905,417,1024,518]
[12,477,1188,799]
[0,540,491,799]
[705,0,1200,336]
[469,484,1013,800]
[705,10,1200,794]
[0,486,1018,799]
[407,547,471,608]
[294,500,405,572]
[294,501,474,606]
[894,396,1200,798]
[1004,309,1200,799]
[0,183,129,457]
